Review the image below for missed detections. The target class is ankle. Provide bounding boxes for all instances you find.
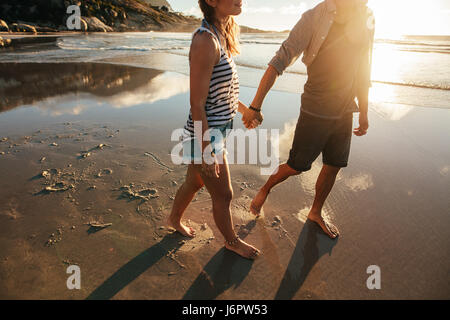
[167,215,181,225]
[260,186,271,194]
[308,209,322,217]
[225,235,240,247]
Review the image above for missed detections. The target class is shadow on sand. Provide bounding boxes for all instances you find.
[182,248,254,300]
[274,219,338,300]
[182,220,257,300]
[86,218,336,300]
[86,232,184,300]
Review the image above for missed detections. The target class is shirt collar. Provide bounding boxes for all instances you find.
[326,0,337,12]
[326,0,369,12]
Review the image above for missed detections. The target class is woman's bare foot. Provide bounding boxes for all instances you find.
[225,237,260,260]
[307,212,339,239]
[250,188,269,217]
[167,216,196,238]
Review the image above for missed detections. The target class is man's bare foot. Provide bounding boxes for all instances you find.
[167,217,196,238]
[307,213,339,239]
[225,237,260,260]
[250,188,269,217]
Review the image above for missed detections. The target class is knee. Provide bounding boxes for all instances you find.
[323,165,341,176]
[183,180,204,193]
[213,188,233,204]
[292,170,302,176]
[284,163,301,176]
[194,181,205,192]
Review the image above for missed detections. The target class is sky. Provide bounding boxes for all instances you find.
[170,0,450,37]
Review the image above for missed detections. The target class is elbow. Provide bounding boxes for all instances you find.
[268,64,281,77]
[268,59,284,76]
[189,102,205,119]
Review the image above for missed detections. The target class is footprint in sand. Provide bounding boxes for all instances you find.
[1,199,22,220]
[232,195,262,222]
[170,221,215,253]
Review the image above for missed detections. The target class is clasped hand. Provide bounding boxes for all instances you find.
[242,107,264,129]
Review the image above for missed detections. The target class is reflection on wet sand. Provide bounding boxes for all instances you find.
[369,83,414,120]
[343,173,374,192]
[0,62,166,113]
[274,220,338,300]
[29,72,189,116]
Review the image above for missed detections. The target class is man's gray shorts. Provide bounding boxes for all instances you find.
[287,111,353,172]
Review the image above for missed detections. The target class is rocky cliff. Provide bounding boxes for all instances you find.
[0,0,198,33]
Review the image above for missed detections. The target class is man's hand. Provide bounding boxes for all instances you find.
[242,107,264,129]
[353,113,369,136]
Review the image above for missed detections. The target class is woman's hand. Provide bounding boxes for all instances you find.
[242,107,264,129]
[238,101,263,129]
[201,154,220,178]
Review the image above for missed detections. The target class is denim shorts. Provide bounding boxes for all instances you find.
[182,120,233,163]
[287,112,353,172]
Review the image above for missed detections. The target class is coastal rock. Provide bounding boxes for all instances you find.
[79,18,88,32]
[0,1,203,33]
[41,170,51,179]
[10,23,37,33]
[34,26,58,33]
[142,0,173,11]
[0,19,9,32]
[77,18,87,31]
[82,16,113,32]
[114,22,128,32]
[161,6,171,13]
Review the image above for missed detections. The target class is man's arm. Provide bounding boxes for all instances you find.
[248,11,313,112]
[250,64,279,110]
[354,15,375,137]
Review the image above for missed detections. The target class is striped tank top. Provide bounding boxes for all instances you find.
[183,20,240,138]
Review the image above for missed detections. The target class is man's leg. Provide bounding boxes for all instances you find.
[307,164,341,238]
[250,163,301,216]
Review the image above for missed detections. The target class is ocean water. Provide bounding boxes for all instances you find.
[1,31,449,119]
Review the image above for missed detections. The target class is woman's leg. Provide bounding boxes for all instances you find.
[167,164,204,237]
[196,155,260,259]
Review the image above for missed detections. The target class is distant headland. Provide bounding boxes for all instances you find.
[0,0,268,34]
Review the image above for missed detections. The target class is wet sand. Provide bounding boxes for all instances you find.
[0,62,449,300]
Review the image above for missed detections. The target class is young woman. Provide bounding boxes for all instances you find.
[167,0,261,260]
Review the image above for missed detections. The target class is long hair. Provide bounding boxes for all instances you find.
[198,0,241,56]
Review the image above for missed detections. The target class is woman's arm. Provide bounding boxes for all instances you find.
[189,31,221,177]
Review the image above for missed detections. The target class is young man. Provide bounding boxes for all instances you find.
[243,0,375,238]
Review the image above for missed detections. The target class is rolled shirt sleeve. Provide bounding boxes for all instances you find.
[269,10,313,75]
